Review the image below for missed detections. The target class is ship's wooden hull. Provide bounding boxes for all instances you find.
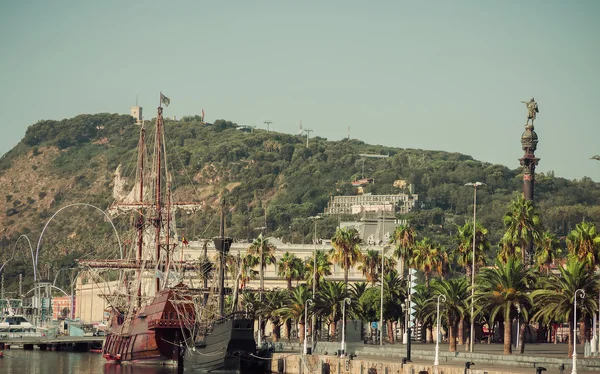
[184,315,265,372]
[102,287,194,365]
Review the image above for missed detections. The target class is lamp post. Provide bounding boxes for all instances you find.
[572,289,585,374]
[434,294,447,366]
[304,299,314,355]
[254,226,267,348]
[464,181,485,352]
[309,215,322,347]
[341,297,351,356]
[380,202,389,346]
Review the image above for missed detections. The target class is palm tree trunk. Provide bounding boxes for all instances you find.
[504,309,512,354]
[449,321,457,352]
[287,277,292,290]
[273,324,280,342]
[330,321,337,342]
[344,265,349,290]
[458,317,465,345]
[387,320,394,343]
[299,321,305,342]
[399,255,405,279]
[519,322,526,353]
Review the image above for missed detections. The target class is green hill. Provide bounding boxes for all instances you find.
[1,112,600,292]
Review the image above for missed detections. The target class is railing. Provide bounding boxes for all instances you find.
[147,319,185,329]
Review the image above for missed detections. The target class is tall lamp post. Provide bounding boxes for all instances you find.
[434,294,447,366]
[309,215,322,347]
[254,226,267,348]
[572,289,585,374]
[379,202,389,346]
[464,181,485,353]
[304,299,314,355]
[341,297,351,356]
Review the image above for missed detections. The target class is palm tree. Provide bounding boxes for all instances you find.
[391,225,416,279]
[412,284,434,343]
[382,270,405,343]
[566,221,600,269]
[331,227,363,289]
[535,231,562,274]
[257,289,287,342]
[475,258,533,354]
[425,278,469,352]
[239,254,259,289]
[277,285,312,341]
[455,222,489,278]
[410,237,444,287]
[305,249,332,286]
[277,252,304,289]
[247,234,276,292]
[315,281,347,341]
[357,249,395,285]
[359,249,381,284]
[500,196,543,264]
[532,257,600,357]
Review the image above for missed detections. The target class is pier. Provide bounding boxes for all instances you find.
[0,335,104,351]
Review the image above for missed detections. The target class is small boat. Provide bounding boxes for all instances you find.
[0,315,35,332]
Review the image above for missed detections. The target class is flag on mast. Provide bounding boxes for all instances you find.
[160,92,171,107]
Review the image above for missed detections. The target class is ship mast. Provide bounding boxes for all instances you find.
[154,105,164,293]
[135,121,146,307]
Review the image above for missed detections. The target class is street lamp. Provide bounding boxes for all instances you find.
[308,215,322,347]
[254,226,267,349]
[434,294,447,366]
[572,289,585,374]
[379,202,390,346]
[341,297,351,356]
[464,181,485,352]
[304,298,314,355]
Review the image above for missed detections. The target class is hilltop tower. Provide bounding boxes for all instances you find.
[130,105,143,125]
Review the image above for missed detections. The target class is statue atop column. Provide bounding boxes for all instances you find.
[521,98,539,126]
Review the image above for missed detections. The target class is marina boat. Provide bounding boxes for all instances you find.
[0,315,35,332]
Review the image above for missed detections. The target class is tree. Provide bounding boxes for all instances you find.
[359,249,381,284]
[535,231,562,274]
[391,225,416,279]
[305,249,332,286]
[425,278,469,352]
[330,227,363,289]
[315,281,348,341]
[239,254,259,289]
[382,270,405,343]
[566,221,600,269]
[500,196,543,264]
[475,258,533,354]
[455,222,489,278]
[257,289,287,342]
[532,257,600,357]
[410,237,444,287]
[277,252,304,289]
[247,234,276,292]
[277,285,312,341]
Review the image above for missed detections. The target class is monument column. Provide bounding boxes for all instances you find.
[519,98,540,262]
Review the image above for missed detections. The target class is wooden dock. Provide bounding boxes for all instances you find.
[0,335,105,351]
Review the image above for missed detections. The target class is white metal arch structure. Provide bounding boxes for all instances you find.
[34,203,124,281]
[25,284,70,298]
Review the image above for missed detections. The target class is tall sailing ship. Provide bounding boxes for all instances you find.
[78,95,206,365]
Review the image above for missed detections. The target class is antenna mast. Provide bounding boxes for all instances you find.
[303,129,313,148]
[264,120,273,132]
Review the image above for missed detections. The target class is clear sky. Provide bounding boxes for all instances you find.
[1,1,599,180]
